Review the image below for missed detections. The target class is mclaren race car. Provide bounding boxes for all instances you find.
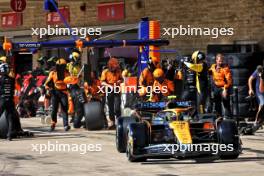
[116,101,241,162]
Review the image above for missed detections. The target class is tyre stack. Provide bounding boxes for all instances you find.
[226,53,256,117]
[207,53,254,117]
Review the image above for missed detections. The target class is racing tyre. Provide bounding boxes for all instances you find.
[217,119,241,159]
[235,86,248,103]
[84,102,104,130]
[206,53,216,66]
[226,53,252,68]
[238,103,254,117]
[232,77,248,86]
[126,123,149,162]
[230,68,249,78]
[116,116,138,153]
[0,111,8,139]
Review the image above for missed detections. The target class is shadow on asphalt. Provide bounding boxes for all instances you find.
[0,153,57,176]
[243,148,264,155]
[141,156,264,165]
[0,173,30,176]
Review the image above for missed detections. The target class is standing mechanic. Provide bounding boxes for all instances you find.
[101,58,122,129]
[45,58,71,131]
[209,53,232,117]
[66,49,82,122]
[248,65,264,130]
[67,49,82,77]
[183,51,208,113]
[0,59,15,140]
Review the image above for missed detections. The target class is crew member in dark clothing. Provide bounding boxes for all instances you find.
[181,51,208,113]
[0,62,16,140]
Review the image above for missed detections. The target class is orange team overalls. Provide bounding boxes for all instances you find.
[138,68,154,97]
[151,79,175,102]
[84,79,102,101]
[14,74,22,105]
[101,68,122,122]
[45,70,70,128]
[101,69,122,86]
[209,64,232,116]
[209,64,232,89]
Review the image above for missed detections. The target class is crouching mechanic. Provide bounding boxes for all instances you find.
[209,53,232,117]
[0,61,16,140]
[248,65,264,130]
[138,57,160,99]
[101,58,122,129]
[45,58,71,131]
[151,68,174,102]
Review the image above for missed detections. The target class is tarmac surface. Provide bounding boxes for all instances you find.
[0,118,264,176]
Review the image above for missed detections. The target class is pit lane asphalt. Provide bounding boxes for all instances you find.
[0,118,263,176]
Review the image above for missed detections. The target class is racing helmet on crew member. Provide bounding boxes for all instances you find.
[153,68,165,83]
[147,57,160,72]
[0,63,10,76]
[56,58,67,81]
[0,56,7,64]
[153,68,164,78]
[70,48,81,63]
[192,50,205,64]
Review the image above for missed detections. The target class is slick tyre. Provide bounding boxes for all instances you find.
[231,68,250,86]
[84,102,104,130]
[231,69,249,78]
[235,86,248,103]
[226,53,252,68]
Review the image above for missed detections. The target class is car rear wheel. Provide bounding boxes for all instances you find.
[116,116,138,153]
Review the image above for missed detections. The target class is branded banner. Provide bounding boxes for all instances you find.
[97,2,124,21]
[1,12,23,28]
[46,7,70,25]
